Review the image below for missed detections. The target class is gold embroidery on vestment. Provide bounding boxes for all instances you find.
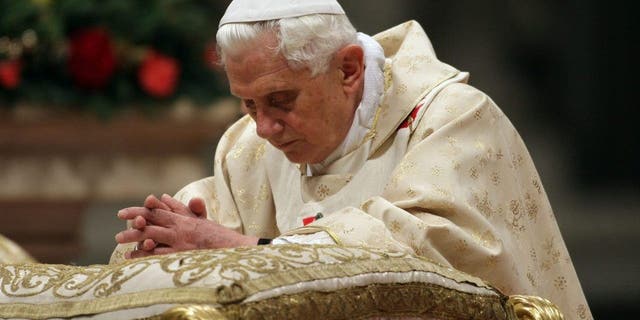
[231,143,245,159]
[474,108,484,120]
[506,200,526,233]
[316,184,330,199]
[577,304,589,319]
[491,171,501,186]
[532,178,543,194]
[554,276,567,291]
[541,237,561,271]
[472,191,495,218]
[395,83,408,95]
[389,220,402,234]
[525,193,539,221]
[406,187,417,198]
[527,270,538,288]
[470,167,479,180]
[511,153,524,169]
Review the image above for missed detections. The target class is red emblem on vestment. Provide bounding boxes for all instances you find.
[398,103,424,130]
[302,212,324,226]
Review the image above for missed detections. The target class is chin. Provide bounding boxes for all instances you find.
[283,151,323,164]
[284,153,311,164]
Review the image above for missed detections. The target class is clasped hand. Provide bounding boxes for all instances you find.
[115,194,258,259]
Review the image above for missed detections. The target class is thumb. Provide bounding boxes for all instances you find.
[188,197,207,219]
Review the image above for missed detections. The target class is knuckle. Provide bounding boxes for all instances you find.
[146,208,161,221]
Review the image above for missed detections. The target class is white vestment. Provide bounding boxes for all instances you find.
[112,21,592,320]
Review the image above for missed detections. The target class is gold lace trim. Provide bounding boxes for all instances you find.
[147,305,227,320]
[151,292,567,320]
[156,283,509,320]
[0,288,221,320]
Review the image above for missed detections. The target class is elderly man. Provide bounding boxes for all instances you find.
[113,0,591,318]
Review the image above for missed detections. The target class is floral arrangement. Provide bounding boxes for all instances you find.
[0,0,228,117]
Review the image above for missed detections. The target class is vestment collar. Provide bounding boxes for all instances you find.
[368,20,461,155]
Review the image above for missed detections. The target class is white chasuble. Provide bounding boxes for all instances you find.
[112,20,592,320]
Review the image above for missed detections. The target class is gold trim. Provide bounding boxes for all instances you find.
[322,228,343,246]
[242,254,493,297]
[0,288,221,320]
[219,282,509,320]
[507,295,565,320]
[364,102,383,142]
[154,305,228,320]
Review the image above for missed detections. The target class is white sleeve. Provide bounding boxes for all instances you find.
[271,231,335,245]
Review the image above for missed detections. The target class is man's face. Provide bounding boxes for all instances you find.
[224,35,357,164]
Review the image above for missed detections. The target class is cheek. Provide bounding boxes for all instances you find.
[293,82,347,144]
[292,93,328,131]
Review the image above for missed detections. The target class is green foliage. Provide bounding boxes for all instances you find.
[0,0,229,116]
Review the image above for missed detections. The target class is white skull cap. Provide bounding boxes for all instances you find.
[219,0,346,27]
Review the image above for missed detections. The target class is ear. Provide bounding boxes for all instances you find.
[336,44,364,94]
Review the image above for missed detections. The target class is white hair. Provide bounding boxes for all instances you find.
[216,14,357,76]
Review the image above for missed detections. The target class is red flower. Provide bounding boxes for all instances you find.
[138,50,180,98]
[0,60,22,89]
[68,28,117,89]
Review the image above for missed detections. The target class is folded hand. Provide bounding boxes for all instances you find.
[115,194,257,259]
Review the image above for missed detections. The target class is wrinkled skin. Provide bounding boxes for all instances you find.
[226,33,364,164]
[115,194,258,259]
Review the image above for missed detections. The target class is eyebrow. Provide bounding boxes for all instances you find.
[232,87,295,100]
[268,90,296,99]
[229,67,293,98]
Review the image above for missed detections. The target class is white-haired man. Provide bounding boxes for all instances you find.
[113,0,591,318]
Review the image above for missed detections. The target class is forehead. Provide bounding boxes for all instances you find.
[224,37,301,98]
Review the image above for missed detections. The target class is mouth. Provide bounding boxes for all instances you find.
[275,140,297,150]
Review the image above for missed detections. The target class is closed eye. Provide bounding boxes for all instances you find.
[268,91,297,110]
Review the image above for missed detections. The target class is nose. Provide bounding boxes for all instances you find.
[255,108,284,139]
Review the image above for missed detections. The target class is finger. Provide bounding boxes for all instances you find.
[130,239,157,256]
[161,194,192,216]
[128,246,176,259]
[144,194,171,211]
[132,216,148,229]
[115,225,175,245]
[116,228,144,244]
[142,238,157,251]
[145,208,182,227]
[118,207,152,220]
[140,225,176,245]
[150,246,176,255]
[122,207,179,228]
[128,249,154,259]
[188,198,207,219]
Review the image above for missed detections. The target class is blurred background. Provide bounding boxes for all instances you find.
[0,0,637,318]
